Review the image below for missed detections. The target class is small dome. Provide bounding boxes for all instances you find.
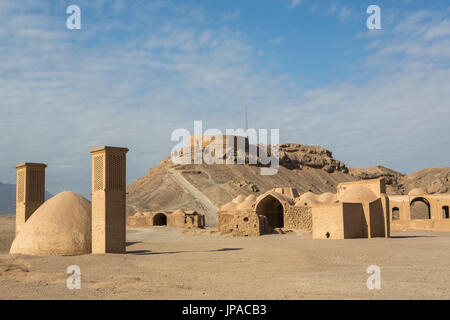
[317,192,337,203]
[134,212,143,216]
[10,191,91,256]
[236,196,256,210]
[339,186,378,203]
[295,199,319,207]
[172,209,184,215]
[245,194,257,202]
[295,192,318,206]
[408,188,427,196]
[220,201,237,211]
[232,195,246,204]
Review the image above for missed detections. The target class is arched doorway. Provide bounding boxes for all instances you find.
[153,213,167,226]
[392,207,400,221]
[255,194,284,228]
[410,197,431,220]
[443,206,449,219]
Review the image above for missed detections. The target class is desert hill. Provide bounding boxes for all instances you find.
[349,166,450,195]
[126,141,450,225]
[126,143,354,224]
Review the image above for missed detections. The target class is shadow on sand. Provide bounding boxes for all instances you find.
[390,235,437,239]
[126,247,243,256]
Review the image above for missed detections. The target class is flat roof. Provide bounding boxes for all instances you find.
[15,163,47,169]
[89,146,129,154]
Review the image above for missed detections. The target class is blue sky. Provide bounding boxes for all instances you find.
[0,0,449,198]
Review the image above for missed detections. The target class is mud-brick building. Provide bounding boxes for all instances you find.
[389,188,450,232]
[128,209,205,229]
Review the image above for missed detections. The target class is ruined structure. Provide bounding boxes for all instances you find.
[389,189,450,232]
[218,179,392,240]
[218,188,313,236]
[128,209,205,228]
[90,146,129,254]
[14,163,47,234]
[312,178,390,239]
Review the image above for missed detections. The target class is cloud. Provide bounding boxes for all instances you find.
[221,10,241,22]
[0,1,295,196]
[272,37,284,45]
[337,7,352,23]
[289,0,302,9]
[0,1,449,198]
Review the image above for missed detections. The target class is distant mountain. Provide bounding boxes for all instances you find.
[0,181,52,215]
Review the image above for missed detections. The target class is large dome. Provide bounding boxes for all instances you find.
[339,186,378,203]
[10,191,92,256]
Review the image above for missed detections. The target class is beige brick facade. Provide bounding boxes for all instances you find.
[14,163,47,235]
[90,146,128,254]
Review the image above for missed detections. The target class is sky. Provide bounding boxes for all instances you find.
[0,0,449,198]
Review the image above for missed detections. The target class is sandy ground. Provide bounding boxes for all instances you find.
[0,214,449,300]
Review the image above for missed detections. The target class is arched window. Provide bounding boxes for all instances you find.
[255,195,284,228]
[443,206,449,219]
[392,207,400,221]
[410,197,431,220]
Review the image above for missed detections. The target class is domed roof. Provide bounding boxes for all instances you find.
[295,191,337,207]
[295,198,319,207]
[408,188,427,196]
[299,192,315,199]
[220,201,237,211]
[317,192,337,203]
[221,194,256,211]
[236,195,257,210]
[10,191,92,256]
[232,195,246,204]
[340,186,378,203]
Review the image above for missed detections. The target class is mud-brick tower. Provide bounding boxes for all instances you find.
[15,163,47,234]
[90,146,129,254]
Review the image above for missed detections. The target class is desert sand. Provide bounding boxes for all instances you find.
[0,214,449,300]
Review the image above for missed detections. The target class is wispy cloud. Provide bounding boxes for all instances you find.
[289,0,303,9]
[222,10,241,22]
[0,0,449,198]
[272,37,284,45]
[0,1,295,196]
[337,7,352,23]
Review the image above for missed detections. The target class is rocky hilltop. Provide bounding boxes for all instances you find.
[126,138,450,219]
[278,143,348,173]
[349,166,450,195]
[126,141,354,218]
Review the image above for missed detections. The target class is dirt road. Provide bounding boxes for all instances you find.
[168,168,218,226]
